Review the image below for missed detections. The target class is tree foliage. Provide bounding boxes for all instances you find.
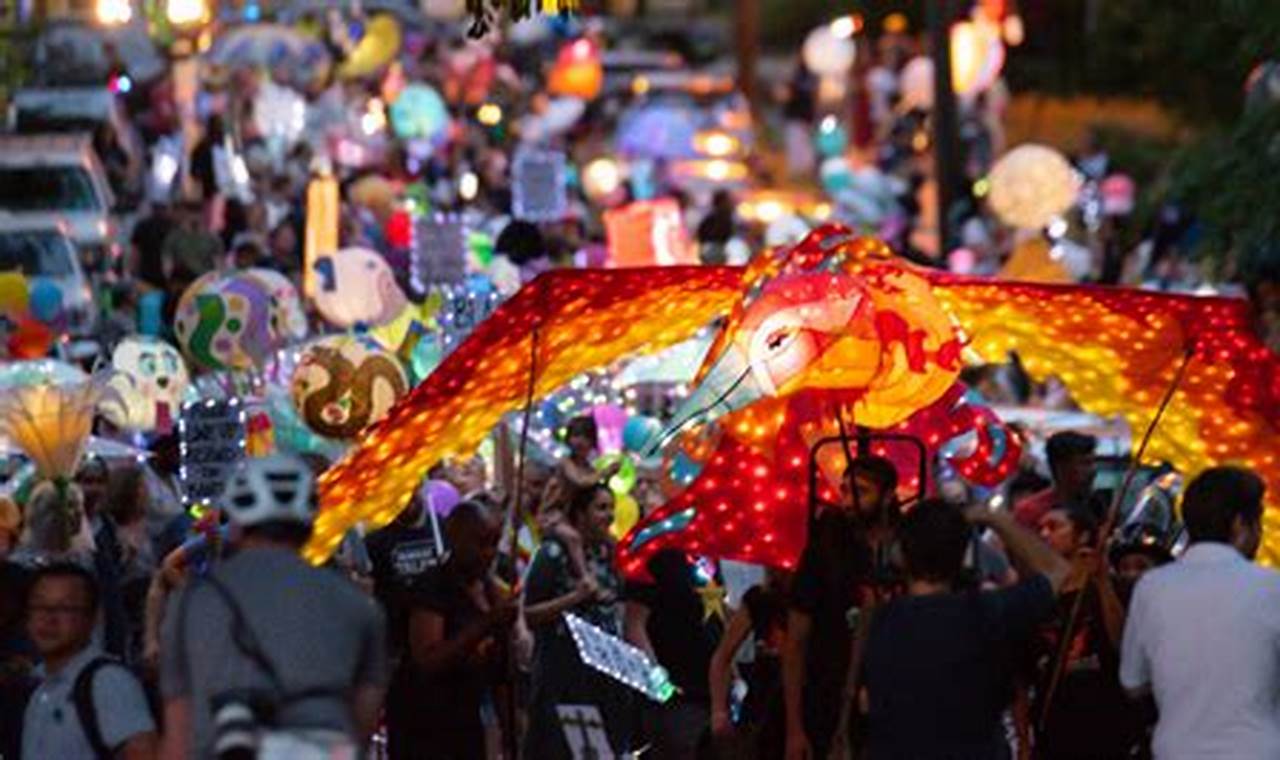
[1168,104,1280,279]
[1012,0,1280,126]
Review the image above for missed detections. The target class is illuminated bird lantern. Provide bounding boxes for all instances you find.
[305,225,1280,571]
[100,336,190,434]
[649,233,963,452]
[291,335,409,441]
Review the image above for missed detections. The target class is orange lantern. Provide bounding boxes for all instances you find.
[603,198,698,268]
[547,38,603,100]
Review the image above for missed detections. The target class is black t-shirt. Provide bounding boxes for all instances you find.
[387,563,502,758]
[130,212,174,289]
[741,585,788,724]
[1031,588,1142,760]
[624,550,724,703]
[862,574,1056,760]
[365,521,442,653]
[789,511,877,744]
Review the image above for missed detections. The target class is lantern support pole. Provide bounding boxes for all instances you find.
[1037,344,1196,731]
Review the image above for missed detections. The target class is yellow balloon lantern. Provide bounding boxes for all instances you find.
[0,272,28,316]
[338,14,403,80]
[611,492,639,540]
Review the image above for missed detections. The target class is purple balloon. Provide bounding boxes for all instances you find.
[424,479,461,518]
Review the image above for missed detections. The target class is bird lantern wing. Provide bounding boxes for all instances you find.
[304,266,745,562]
[927,272,1280,563]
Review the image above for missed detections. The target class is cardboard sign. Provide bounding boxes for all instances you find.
[414,213,468,290]
[556,705,615,760]
[178,399,247,505]
[603,198,696,267]
[512,149,568,222]
[389,508,447,574]
[563,613,674,703]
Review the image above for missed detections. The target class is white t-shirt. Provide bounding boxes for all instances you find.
[1120,542,1280,759]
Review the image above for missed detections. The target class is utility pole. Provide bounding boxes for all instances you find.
[734,0,760,113]
[927,0,962,255]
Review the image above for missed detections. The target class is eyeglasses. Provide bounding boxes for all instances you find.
[28,604,91,618]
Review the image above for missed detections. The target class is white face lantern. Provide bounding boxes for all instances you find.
[101,336,191,433]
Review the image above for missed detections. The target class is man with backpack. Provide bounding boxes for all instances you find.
[21,562,158,759]
[159,454,387,760]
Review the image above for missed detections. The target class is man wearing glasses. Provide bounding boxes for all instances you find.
[21,563,157,759]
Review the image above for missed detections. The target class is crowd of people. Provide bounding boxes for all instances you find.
[2,414,1277,759]
[0,7,1275,760]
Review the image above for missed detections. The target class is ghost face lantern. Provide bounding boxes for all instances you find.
[291,335,409,440]
[102,336,190,433]
[311,248,408,329]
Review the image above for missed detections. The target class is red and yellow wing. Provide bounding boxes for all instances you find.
[304,266,745,562]
[930,274,1280,563]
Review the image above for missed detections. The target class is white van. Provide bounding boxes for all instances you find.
[0,134,122,272]
[0,219,97,335]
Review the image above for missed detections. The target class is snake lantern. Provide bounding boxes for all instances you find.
[291,335,409,440]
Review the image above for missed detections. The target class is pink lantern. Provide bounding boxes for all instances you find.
[603,198,697,267]
[1101,174,1136,217]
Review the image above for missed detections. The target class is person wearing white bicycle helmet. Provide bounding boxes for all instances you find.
[159,454,388,760]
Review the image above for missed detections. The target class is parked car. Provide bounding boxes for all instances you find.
[0,219,97,335]
[8,87,146,206]
[0,133,124,273]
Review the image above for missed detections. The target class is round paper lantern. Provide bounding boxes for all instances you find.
[389,83,450,143]
[582,157,624,203]
[803,24,856,78]
[950,19,1004,97]
[310,247,408,328]
[173,273,278,371]
[291,335,408,440]
[245,268,308,342]
[100,336,190,433]
[986,144,1081,230]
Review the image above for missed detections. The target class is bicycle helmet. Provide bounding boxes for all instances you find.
[220,453,315,527]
